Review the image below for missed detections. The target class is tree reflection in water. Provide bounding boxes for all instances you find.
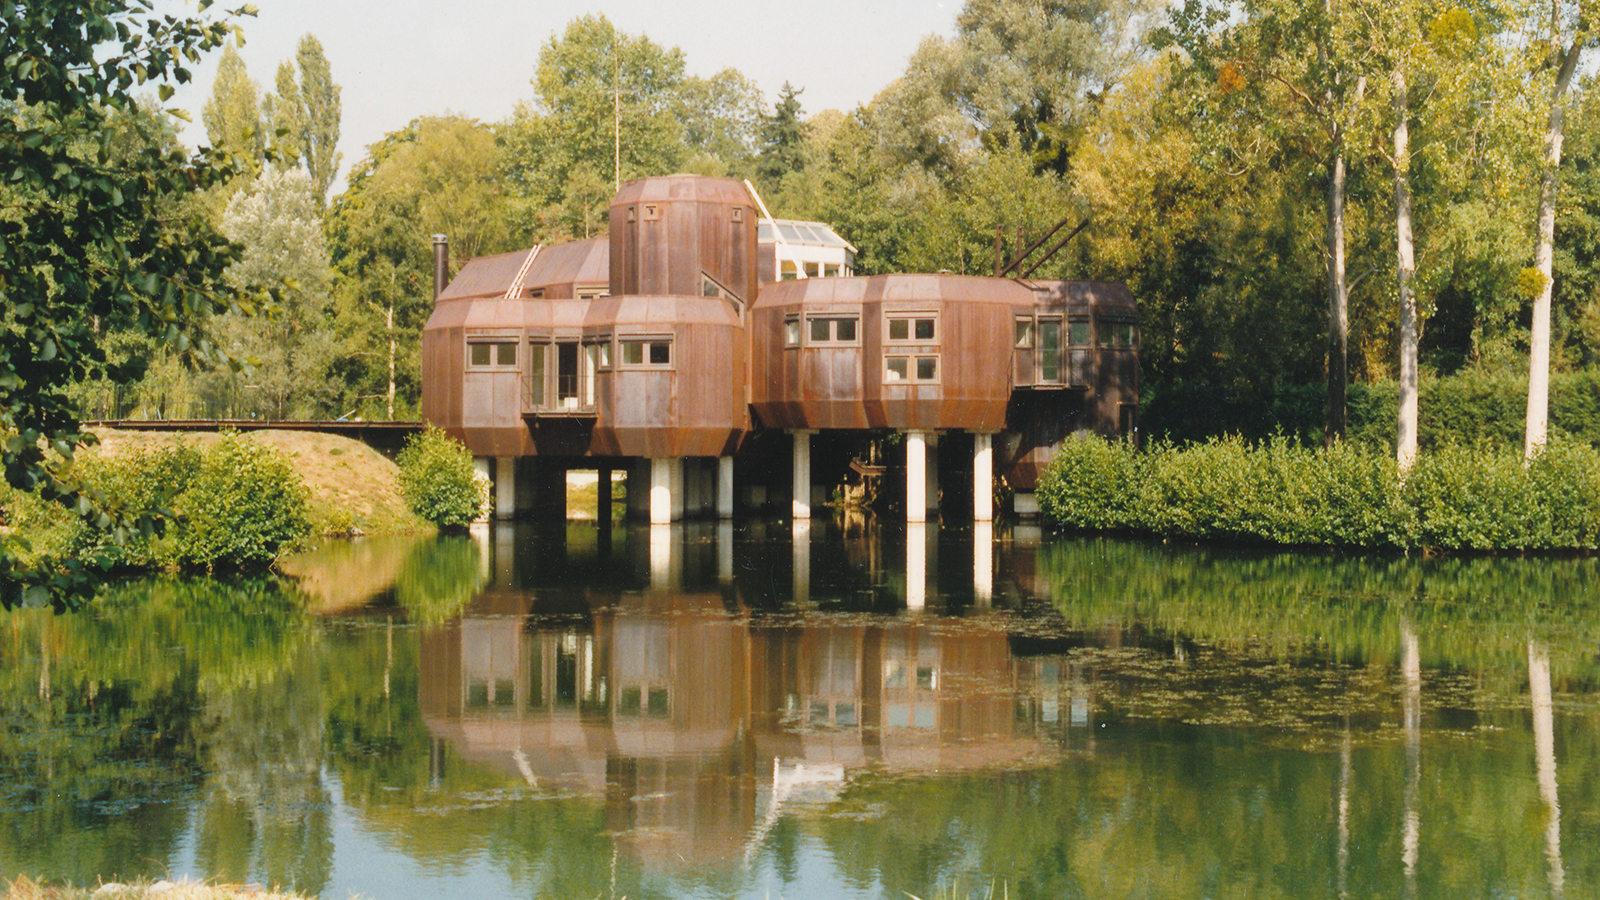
[0,523,1597,900]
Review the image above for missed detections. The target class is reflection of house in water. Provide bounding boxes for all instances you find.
[419,570,1099,868]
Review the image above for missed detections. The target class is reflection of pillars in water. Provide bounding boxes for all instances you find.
[1337,722,1351,900]
[429,736,446,789]
[649,524,677,590]
[597,466,613,525]
[718,520,734,583]
[973,521,993,605]
[470,520,490,581]
[1401,622,1421,900]
[792,519,811,606]
[384,617,394,702]
[906,522,927,610]
[38,624,50,702]
[493,521,516,588]
[1530,640,1565,899]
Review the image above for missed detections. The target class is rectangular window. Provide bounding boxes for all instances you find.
[885,356,939,382]
[525,344,547,408]
[1069,321,1091,346]
[1040,321,1062,384]
[784,317,801,347]
[469,341,517,368]
[887,315,937,343]
[1014,318,1034,348]
[620,338,672,367]
[805,316,859,343]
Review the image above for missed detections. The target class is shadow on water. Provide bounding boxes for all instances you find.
[1,517,1598,899]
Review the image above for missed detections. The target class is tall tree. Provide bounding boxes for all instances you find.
[263,60,306,170]
[295,34,343,203]
[1525,3,1591,459]
[202,43,264,164]
[0,0,250,606]
[757,82,807,188]
[678,68,764,178]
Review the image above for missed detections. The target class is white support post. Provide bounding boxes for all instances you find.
[906,522,927,610]
[472,457,491,524]
[973,520,993,605]
[494,456,517,519]
[717,456,735,519]
[791,430,814,520]
[906,431,927,524]
[973,432,994,522]
[650,457,679,525]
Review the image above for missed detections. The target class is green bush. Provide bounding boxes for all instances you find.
[172,435,312,569]
[1038,435,1600,553]
[396,428,488,529]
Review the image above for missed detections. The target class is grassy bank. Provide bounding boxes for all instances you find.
[0,429,429,579]
[1037,436,1600,552]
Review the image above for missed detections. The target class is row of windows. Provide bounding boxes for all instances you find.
[783,314,938,348]
[469,338,672,371]
[1015,318,1137,349]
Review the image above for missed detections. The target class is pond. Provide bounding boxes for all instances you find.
[2,520,1599,900]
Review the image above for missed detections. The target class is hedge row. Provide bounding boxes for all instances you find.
[1142,370,1600,450]
[1036,435,1600,552]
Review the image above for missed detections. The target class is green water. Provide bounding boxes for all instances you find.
[1,521,1596,899]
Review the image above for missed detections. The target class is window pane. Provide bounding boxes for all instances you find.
[889,319,909,341]
[649,341,670,365]
[835,318,857,341]
[527,345,546,405]
[886,357,908,380]
[785,319,800,346]
[916,357,937,380]
[1015,319,1033,348]
[622,341,644,365]
[811,318,830,342]
[470,343,490,366]
[1041,321,1061,351]
[914,319,935,340]
[597,342,611,367]
[1069,322,1090,346]
[496,342,516,366]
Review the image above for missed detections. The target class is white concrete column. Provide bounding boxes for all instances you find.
[494,456,517,519]
[717,456,735,519]
[906,431,928,524]
[973,432,994,522]
[906,522,927,610]
[650,457,680,525]
[791,430,815,520]
[974,520,993,605]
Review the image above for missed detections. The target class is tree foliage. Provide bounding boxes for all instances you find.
[0,0,256,607]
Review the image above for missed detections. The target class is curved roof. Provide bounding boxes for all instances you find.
[612,174,755,207]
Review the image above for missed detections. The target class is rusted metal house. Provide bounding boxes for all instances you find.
[421,173,1137,523]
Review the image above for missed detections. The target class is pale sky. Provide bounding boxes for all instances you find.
[160,0,960,194]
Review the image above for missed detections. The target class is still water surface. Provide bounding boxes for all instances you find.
[2,520,1599,899]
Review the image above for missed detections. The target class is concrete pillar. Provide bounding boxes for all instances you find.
[791,430,814,520]
[627,459,650,520]
[717,456,735,519]
[906,522,927,610]
[973,520,993,605]
[973,432,994,522]
[471,458,491,524]
[906,431,928,524]
[494,456,517,519]
[1013,490,1040,519]
[650,457,680,525]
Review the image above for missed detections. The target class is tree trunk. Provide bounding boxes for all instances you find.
[1327,140,1350,445]
[386,302,396,421]
[1526,39,1583,461]
[1395,66,1419,473]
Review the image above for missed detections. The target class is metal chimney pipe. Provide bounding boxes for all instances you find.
[431,234,449,301]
